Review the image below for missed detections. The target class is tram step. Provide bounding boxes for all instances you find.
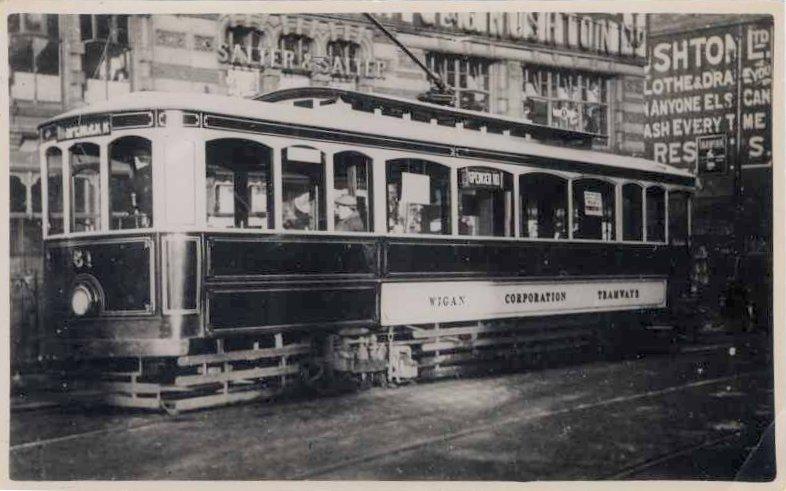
[177,342,312,367]
[409,322,534,339]
[104,394,162,410]
[174,363,299,387]
[163,387,279,413]
[418,339,589,367]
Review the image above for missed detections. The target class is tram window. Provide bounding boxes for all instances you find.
[622,183,643,241]
[46,147,63,234]
[455,167,512,237]
[519,173,568,239]
[669,191,690,245]
[206,139,273,229]
[572,179,615,241]
[387,159,451,235]
[68,142,101,232]
[646,186,666,242]
[109,136,153,230]
[333,151,372,232]
[282,146,326,231]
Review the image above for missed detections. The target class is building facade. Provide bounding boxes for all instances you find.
[645,14,773,326]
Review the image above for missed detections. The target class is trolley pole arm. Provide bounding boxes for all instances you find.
[362,13,451,94]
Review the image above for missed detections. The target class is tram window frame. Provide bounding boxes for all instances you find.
[108,136,153,230]
[205,138,274,230]
[45,147,64,235]
[572,178,616,241]
[622,183,643,242]
[68,142,101,233]
[668,191,691,245]
[519,173,569,240]
[646,186,666,243]
[457,167,514,237]
[386,158,451,236]
[282,145,327,231]
[333,151,372,233]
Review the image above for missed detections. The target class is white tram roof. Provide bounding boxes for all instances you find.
[43,90,693,182]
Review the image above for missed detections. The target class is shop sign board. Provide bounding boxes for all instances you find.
[644,19,772,172]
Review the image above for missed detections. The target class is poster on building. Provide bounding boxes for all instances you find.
[644,19,773,174]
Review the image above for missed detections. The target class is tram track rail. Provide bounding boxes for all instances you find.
[289,369,765,479]
[9,366,767,481]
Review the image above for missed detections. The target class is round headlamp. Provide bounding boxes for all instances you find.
[70,283,97,317]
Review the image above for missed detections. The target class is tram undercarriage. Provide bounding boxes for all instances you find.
[59,312,659,413]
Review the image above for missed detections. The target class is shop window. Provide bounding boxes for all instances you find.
[109,136,153,230]
[68,142,101,232]
[646,186,666,242]
[46,147,63,234]
[457,168,513,237]
[206,139,274,229]
[278,34,312,73]
[81,15,130,81]
[622,183,643,241]
[573,178,615,241]
[426,53,491,112]
[10,175,26,213]
[9,14,60,75]
[282,146,325,231]
[520,173,568,239]
[669,191,691,245]
[523,67,608,135]
[387,159,451,235]
[333,151,372,232]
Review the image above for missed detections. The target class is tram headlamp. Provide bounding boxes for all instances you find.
[70,283,96,317]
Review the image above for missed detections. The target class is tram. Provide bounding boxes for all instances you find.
[38,87,695,412]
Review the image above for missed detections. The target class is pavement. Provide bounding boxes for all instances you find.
[8,328,775,481]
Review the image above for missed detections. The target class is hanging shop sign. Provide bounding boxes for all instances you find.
[644,19,772,171]
[380,278,667,325]
[377,12,647,58]
[460,167,503,189]
[696,134,728,174]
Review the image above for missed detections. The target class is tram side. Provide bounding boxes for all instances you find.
[37,95,694,410]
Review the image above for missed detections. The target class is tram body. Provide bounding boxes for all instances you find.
[38,88,695,410]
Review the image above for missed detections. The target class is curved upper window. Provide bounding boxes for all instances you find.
[278,34,312,72]
[669,191,690,245]
[573,178,615,241]
[109,136,153,229]
[45,147,63,234]
[333,151,372,232]
[282,145,325,231]
[622,183,643,241]
[387,159,451,235]
[206,139,273,229]
[520,173,568,239]
[458,167,513,237]
[68,142,101,232]
[10,175,26,213]
[646,186,666,242]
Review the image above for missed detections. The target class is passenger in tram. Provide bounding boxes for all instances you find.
[335,194,365,232]
[283,192,313,230]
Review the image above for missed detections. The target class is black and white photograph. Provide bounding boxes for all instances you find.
[3,1,782,485]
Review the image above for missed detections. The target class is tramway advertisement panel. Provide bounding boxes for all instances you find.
[380,278,667,325]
